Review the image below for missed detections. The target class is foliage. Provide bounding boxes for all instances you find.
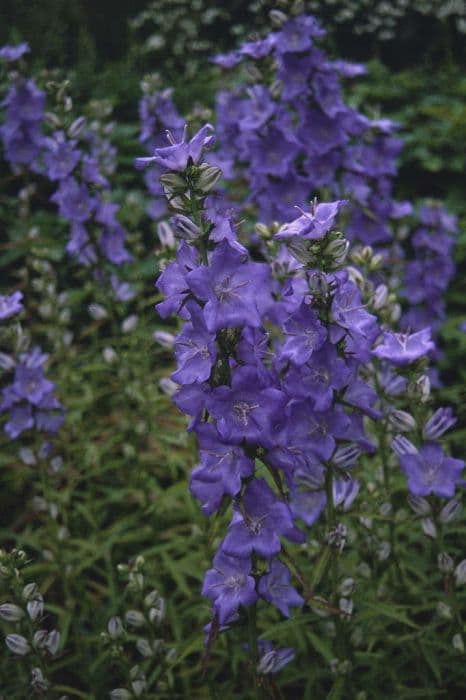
[0,3,465,699]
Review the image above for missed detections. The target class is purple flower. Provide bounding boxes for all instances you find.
[135,123,215,171]
[399,443,464,498]
[222,478,295,559]
[372,328,434,366]
[4,404,34,439]
[12,365,54,405]
[0,43,30,61]
[190,424,254,514]
[279,302,327,366]
[0,291,23,320]
[275,200,347,241]
[206,366,286,448]
[423,408,456,440]
[43,132,81,180]
[257,642,296,675]
[258,560,303,617]
[172,301,217,384]
[202,551,257,625]
[51,178,95,223]
[187,240,273,331]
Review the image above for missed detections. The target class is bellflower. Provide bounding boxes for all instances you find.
[399,443,464,498]
[372,328,434,366]
[222,478,296,559]
[202,551,257,625]
[135,123,215,171]
[0,291,23,320]
[186,239,273,331]
[258,560,304,617]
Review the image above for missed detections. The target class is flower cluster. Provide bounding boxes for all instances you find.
[138,125,463,658]
[212,10,457,335]
[0,49,133,293]
[0,345,65,440]
[0,548,62,696]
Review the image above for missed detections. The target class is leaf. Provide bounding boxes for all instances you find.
[355,600,419,629]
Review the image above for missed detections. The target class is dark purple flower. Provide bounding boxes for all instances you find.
[275,200,347,241]
[172,301,217,384]
[98,227,132,265]
[257,642,296,675]
[187,240,273,331]
[12,365,54,405]
[206,366,286,448]
[51,178,95,222]
[372,328,434,366]
[279,302,327,366]
[135,123,215,171]
[399,442,464,498]
[423,408,456,440]
[0,43,30,61]
[202,551,257,625]
[258,560,303,617]
[43,132,80,180]
[222,478,295,559]
[0,291,23,320]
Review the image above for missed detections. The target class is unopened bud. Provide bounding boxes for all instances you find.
[121,315,138,333]
[270,9,288,25]
[196,164,222,193]
[136,638,153,658]
[107,616,124,639]
[125,610,145,628]
[436,601,452,620]
[6,634,31,655]
[438,552,454,574]
[415,374,431,402]
[439,499,461,524]
[153,331,175,349]
[68,116,86,138]
[423,407,456,440]
[156,221,176,249]
[0,603,24,622]
[388,409,416,432]
[452,633,465,653]
[421,517,437,538]
[172,214,200,241]
[110,690,132,700]
[88,303,108,321]
[455,560,466,586]
[159,172,186,196]
[373,284,388,310]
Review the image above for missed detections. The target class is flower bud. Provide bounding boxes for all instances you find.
[159,377,179,397]
[436,601,452,620]
[125,610,145,628]
[121,315,138,333]
[156,221,176,249]
[68,116,86,138]
[392,435,417,457]
[196,164,222,193]
[0,603,24,622]
[333,445,360,468]
[415,374,431,402]
[421,517,437,539]
[159,172,186,196]
[153,331,175,349]
[454,560,466,586]
[0,352,16,370]
[22,583,39,600]
[423,407,456,440]
[439,499,461,524]
[270,9,288,25]
[452,634,465,653]
[107,616,124,640]
[373,284,388,310]
[110,690,132,700]
[27,597,44,621]
[88,303,108,321]
[339,598,353,615]
[388,409,416,432]
[407,495,431,516]
[136,638,153,658]
[172,214,200,241]
[438,552,454,574]
[31,667,49,692]
[6,634,31,655]
[103,346,118,364]
[45,630,60,656]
